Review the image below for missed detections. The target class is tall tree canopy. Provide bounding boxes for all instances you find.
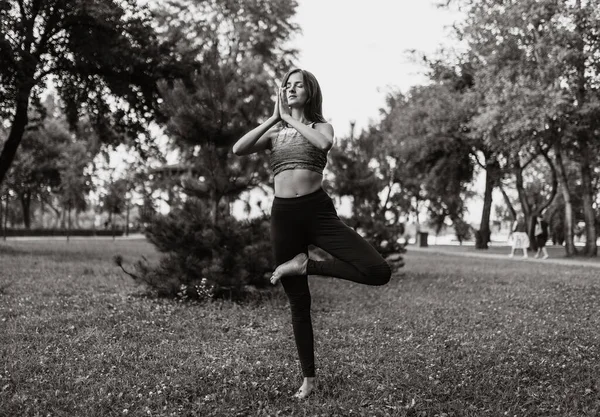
[458,0,600,256]
[385,83,475,235]
[0,0,191,185]
[156,0,299,222]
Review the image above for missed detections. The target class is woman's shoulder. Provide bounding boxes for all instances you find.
[311,121,334,136]
[311,121,333,128]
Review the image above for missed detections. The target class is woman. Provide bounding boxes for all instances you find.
[534,214,549,259]
[232,68,391,399]
[509,214,529,258]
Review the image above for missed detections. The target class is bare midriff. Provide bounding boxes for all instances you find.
[274,169,323,198]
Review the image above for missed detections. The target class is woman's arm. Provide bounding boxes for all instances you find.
[278,89,334,151]
[232,91,280,156]
[232,117,279,156]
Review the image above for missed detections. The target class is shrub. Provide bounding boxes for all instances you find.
[341,211,406,266]
[454,218,472,244]
[117,199,274,301]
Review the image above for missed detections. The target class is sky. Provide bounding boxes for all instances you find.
[288,0,464,136]
[237,1,475,222]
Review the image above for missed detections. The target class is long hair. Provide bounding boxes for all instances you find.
[281,68,327,124]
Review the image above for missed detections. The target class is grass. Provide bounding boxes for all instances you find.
[423,242,600,263]
[1,239,599,416]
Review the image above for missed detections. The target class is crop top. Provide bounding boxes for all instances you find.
[269,123,328,176]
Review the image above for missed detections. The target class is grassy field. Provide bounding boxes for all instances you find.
[422,242,600,263]
[1,239,599,416]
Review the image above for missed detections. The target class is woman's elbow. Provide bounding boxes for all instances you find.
[320,140,333,152]
[232,143,243,155]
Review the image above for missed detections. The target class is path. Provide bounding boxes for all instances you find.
[409,245,600,269]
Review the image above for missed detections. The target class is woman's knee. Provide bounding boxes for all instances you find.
[369,262,391,285]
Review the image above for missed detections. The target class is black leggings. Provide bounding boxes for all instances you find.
[271,188,391,377]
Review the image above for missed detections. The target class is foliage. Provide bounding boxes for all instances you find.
[456,0,600,255]
[101,178,129,219]
[1,120,66,227]
[123,200,273,300]
[385,83,475,229]
[328,126,407,259]
[131,0,299,299]
[1,96,98,229]
[453,217,473,244]
[156,0,299,221]
[0,0,192,185]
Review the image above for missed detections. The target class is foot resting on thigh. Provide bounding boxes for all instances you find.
[293,377,315,399]
[270,253,308,285]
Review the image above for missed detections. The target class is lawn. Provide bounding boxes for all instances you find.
[1,239,599,416]
[422,242,600,264]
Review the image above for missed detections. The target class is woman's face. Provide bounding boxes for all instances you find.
[284,72,308,108]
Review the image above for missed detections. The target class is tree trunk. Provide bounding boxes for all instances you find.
[67,204,71,242]
[476,160,498,249]
[126,202,130,236]
[1,193,4,241]
[0,86,33,186]
[110,211,115,240]
[3,193,9,239]
[20,191,32,229]
[40,195,45,229]
[554,143,577,256]
[499,186,516,220]
[572,0,594,256]
[60,208,66,229]
[579,150,597,256]
[513,159,534,253]
[74,210,80,229]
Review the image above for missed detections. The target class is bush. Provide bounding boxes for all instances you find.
[341,213,406,260]
[119,199,274,301]
[454,218,472,244]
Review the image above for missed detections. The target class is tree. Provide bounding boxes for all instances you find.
[101,177,128,239]
[385,83,475,236]
[57,141,92,238]
[425,55,504,249]
[327,123,407,258]
[2,94,89,229]
[124,0,300,299]
[0,0,191,186]
[156,0,299,224]
[457,0,600,256]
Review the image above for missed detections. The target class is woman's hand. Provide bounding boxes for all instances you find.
[278,87,292,122]
[271,88,281,121]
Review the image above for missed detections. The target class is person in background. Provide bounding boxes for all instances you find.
[534,214,550,259]
[509,214,529,258]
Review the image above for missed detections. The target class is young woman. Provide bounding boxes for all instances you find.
[232,68,392,399]
[534,214,549,259]
[508,214,529,258]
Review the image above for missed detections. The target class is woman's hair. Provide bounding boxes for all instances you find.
[281,68,327,124]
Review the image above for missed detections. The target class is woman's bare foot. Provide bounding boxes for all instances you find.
[293,377,315,399]
[270,253,308,285]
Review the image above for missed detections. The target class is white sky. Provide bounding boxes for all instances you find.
[289,0,463,136]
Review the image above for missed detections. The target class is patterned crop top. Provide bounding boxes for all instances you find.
[269,123,328,176]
